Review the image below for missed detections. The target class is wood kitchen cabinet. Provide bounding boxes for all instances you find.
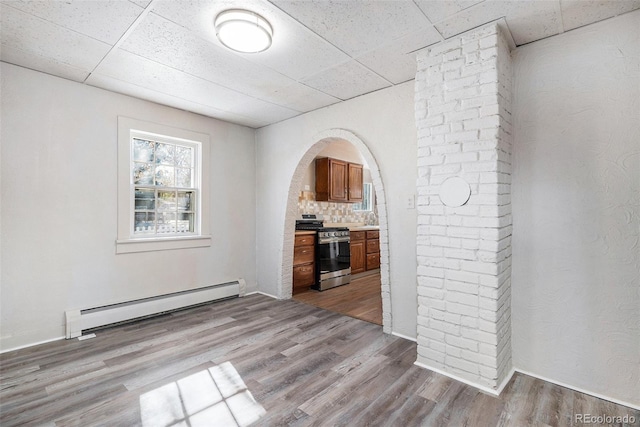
[350,231,366,274]
[365,230,380,271]
[315,157,363,203]
[293,233,315,294]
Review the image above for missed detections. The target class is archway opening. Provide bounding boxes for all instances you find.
[279,129,392,333]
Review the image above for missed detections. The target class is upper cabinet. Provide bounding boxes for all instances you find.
[316,157,363,203]
[348,163,363,202]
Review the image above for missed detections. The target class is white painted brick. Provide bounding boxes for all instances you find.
[442,58,465,72]
[443,248,476,261]
[461,315,477,328]
[446,344,462,358]
[463,115,500,131]
[445,109,479,122]
[430,318,460,336]
[446,355,479,374]
[445,75,479,90]
[445,131,479,143]
[417,287,445,300]
[419,296,446,311]
[428,38,462,57]
[418,275,445,287]
[431,144,461,154]
[461,260,498,275]
[479,342,497,356]
[418,325,445,342]
[446,226,480,239]
[445,152,478,163]
[446,269,479,284]
[446,291,479,307]
[418,347,446,364]
[430,339,447,354]
[447,301,479,317]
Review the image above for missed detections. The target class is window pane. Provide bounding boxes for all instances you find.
[155,165,175,187]
[157,191,176,212]
[133,139,154,162]
[176,168,192,188]
[175,146,192,168]
[134,212,155,234]
[155,143,175,165]
[178,212,194,233]
[134,188,155,211]
[177,192,193,211]
[133,162,154,185]
[157,212,176,234]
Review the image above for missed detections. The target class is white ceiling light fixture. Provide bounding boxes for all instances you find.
[215,9,273,53]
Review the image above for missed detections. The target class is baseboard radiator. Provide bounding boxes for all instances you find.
[65,279,245,339]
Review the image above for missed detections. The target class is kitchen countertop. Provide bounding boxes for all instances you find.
[348,225,380,231]
[294,230,316,236]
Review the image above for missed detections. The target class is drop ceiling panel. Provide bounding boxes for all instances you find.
[91,49,248,112]
[414,0,486,24]
[0,46,90,82]
[356,27,442,84]
[2,0,144,44]
[435,0,563,46]
[119,12,295,102]
[265,83,341,112]
[560,0,640,31]
[227,97,300,127]
[270,0,435,57]
[151,0,351,81]
[87,73,262,127]
[0,4,111,74]
[301,60,391,101]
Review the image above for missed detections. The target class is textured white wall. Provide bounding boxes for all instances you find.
[512,10,640,407]
[0,64,257,351]
[256,82,418,338]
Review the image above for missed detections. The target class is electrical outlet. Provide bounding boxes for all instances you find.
[406,194,415,209]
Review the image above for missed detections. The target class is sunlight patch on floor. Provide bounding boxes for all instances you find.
[140,362,265,426]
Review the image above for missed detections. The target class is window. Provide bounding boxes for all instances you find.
[117,117,211,254]
[352,183,373,211]
[132,136,197,236]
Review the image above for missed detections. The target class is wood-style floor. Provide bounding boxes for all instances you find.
[294,271,382,325]
[1,295,638,426]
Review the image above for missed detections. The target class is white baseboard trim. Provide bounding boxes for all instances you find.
[497,367,516,395]
[514,368,640,411]
[0,336,65,354]
[414,361,507,396]
[392,331,417,342]
[246,291,279,300]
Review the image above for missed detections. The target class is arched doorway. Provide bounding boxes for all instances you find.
[279,129,392,334]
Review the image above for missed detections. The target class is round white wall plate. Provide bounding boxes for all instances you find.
[439,176,471,207]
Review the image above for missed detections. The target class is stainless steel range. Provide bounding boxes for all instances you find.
[314,227,351,291]
[295,215,351,291]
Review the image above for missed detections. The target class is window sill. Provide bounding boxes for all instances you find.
[116,235,212,254]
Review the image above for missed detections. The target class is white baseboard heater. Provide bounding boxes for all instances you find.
[65,279,245,339]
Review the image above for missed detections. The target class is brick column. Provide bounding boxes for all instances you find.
[414,23,513,393]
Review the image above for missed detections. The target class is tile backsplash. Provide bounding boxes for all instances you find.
[298,199,377,225]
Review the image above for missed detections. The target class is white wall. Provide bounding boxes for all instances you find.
[0,63,257,351]
[511,11,640,407]
[256,82,418,338]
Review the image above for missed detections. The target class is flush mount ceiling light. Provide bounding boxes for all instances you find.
[215,9,273,53]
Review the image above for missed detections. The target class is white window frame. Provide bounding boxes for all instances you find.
[352,183,373,211]
[116,117,211,254]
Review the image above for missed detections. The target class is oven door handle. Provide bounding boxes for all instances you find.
[318,237,350,244]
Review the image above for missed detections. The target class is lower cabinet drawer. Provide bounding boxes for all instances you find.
[293,263,315,288]
[293,245,315,265]
[366,253,380,271]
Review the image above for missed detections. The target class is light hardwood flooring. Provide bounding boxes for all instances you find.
[294,271,382,325]
[1,295,638,426]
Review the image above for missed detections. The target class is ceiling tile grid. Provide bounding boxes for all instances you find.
[2,0,639,128]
